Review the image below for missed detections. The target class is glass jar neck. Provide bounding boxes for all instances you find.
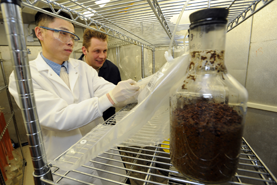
[189,23,227,51]
[189,50,226,73]
[189,24,227,73]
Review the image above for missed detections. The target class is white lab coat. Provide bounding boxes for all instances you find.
[9,54,127,184]
[9,53,116,161]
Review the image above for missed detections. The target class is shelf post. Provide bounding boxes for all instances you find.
[116,46,120,67]
[152,48,155,74]
[141,45,145,78]
[0,0,53,184]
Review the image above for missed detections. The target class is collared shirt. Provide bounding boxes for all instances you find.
[40,53,69,76]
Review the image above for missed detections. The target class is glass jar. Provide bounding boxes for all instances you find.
[170,8,248,184]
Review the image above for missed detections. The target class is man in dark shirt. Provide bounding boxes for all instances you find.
[79,28,121,120]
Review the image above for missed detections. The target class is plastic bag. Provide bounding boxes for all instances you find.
[52,53,190,171]
[137,51,175,103]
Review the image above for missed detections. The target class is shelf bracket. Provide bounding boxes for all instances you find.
[146,0,174,43]
[22,1,154,50]
[227,0,273,32]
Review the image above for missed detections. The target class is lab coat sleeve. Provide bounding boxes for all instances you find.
[8,70,114,132]
[84,65,117,108]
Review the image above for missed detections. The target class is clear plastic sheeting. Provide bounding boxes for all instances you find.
[107,47,117,65]
[144,47,153,78]
[154,47,169,71]
[117,44,152,80]
[120,22,186,46]
[108,44,153,80]
[52,53,190,171]
[118,45,142,81]
[115,104,169,147]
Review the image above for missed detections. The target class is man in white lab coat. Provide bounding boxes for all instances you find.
[8,8,138,184]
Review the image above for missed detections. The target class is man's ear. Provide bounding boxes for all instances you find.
[35,26,44,41]
[82,46,87,55]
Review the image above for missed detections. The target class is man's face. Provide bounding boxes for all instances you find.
[36,18,75,64]
[82,38,107,70]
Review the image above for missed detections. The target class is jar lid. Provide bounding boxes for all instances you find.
[189,8,229,29]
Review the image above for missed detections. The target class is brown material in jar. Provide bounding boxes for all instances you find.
[170,99,243,184]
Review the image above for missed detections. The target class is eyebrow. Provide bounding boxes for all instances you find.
[93,48,107,51]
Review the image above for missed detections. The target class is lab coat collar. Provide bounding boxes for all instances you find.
[36,53,51,72]
[35,53,80,90]
[35,53,79,71]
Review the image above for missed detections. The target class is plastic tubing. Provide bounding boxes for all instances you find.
[168,0,191,58]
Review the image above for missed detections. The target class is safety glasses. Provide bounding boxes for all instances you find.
[40,26,80,47]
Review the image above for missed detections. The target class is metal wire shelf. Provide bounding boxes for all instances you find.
[20,0,273,47]
[41,104,277,185]
[43,139,277,185]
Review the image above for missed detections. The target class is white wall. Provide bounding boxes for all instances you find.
[225,0,277,177]
[225,19,252,86]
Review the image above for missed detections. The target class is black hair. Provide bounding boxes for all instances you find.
[35,8,74,27]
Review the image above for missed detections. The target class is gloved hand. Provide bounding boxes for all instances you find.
[108,79,140,105]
